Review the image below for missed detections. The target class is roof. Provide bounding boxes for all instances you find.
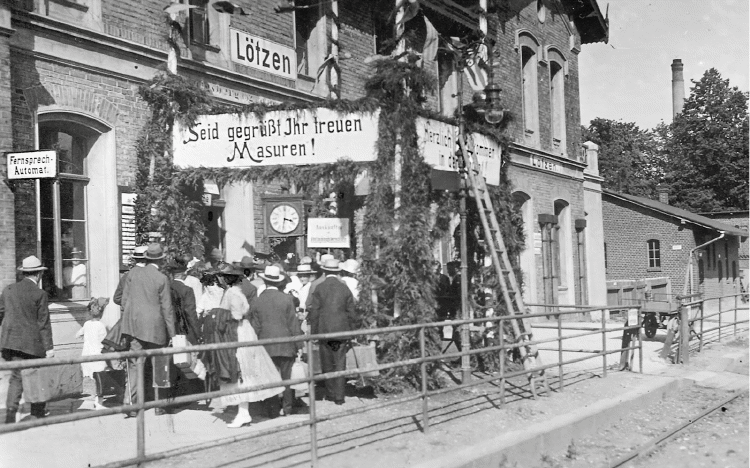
[603,189,747,238]
[563,0,609,44]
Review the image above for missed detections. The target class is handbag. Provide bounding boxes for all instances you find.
[290,355,309,392]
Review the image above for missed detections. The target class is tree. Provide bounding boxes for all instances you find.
[666,68,749,212]
[582,118,663,198]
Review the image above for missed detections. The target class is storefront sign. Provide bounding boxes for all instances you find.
[6,150,57,179]
[173,109,380,168]
[307,218,350,248]
[415,117,502,186]
[530,155,562,174]
[230,28,296,80]
[207,82,279,106]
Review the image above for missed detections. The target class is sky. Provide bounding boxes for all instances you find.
[578,0,749,130]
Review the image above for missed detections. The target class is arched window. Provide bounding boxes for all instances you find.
[554,199,573,303]
[647,239,660,269]
[513,191,534,302]
[548,48,567,155]
[518,33,540,143]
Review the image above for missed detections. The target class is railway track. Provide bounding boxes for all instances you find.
[608,390,749,467]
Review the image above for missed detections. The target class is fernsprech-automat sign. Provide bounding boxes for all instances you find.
[230,28,296,80]
[6,150,57,179]
[173,108,380,168]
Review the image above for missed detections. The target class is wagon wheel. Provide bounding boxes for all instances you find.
[644,324,658,339]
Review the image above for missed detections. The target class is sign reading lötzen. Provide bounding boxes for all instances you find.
[173,109,380,168]
[307,218,350,248]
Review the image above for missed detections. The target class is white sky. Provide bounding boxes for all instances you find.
[578,0,749,130]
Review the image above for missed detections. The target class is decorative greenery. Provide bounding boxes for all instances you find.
[134,50,523,392]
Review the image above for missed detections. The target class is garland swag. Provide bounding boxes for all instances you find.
[134,53,524,393]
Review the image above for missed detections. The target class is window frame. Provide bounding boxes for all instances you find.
[517,32,540,144]
[547,48,567,155]
[294,0,325,78]
[647,239,661,271]
[189,0,210,46]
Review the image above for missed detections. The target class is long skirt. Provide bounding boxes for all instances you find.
[220,320,284,407]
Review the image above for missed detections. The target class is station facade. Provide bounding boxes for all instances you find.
[0,0,608,354]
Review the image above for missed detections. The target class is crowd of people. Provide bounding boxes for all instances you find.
[0,245,360,427]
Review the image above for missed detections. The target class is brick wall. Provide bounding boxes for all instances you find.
[0,33,15,288]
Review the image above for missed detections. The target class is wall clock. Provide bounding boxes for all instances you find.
[269,203,301,234]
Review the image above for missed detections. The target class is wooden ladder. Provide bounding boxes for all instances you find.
[457,135,550,398]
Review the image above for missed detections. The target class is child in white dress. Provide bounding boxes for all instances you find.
[76,297,109,409]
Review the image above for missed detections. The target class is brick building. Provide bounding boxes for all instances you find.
[699,211,749,288]
[602,190,746,302]
[0,0,608,355]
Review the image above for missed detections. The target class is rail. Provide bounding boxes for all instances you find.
[0,304,642,467]
[676,293,749,363]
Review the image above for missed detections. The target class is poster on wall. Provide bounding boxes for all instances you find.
[172,108,380,169]
[415,117,502,186]
[307,218,350,248]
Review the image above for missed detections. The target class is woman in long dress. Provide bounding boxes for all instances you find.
[216,263,283,428]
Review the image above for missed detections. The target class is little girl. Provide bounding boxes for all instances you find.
[76,297,109,409]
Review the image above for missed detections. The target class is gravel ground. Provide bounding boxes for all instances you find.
[523,385,748,468]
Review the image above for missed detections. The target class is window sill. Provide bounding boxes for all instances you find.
[49,0,89,12]
[191,42,221,54]
[647,267,662,273]
[298,74,316,84]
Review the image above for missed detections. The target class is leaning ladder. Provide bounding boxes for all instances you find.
[457,135,550,396]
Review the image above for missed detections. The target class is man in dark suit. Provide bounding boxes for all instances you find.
[233,256,258,307]
[307,259,356,405]
[113,245,148,307]
[0,256,55,423]
[166,261,199,345]
[120,243,175,416]
[249,265,302,417]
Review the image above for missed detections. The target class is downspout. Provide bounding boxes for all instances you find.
[684,231,725,296]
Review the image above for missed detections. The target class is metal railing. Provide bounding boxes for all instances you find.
[678,293,749,364]
[0,304,642,467]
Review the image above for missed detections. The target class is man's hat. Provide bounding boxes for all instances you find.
[341,259,359,274]
[320,258,341,273]
[258,265,285,282]
[18,256,48,272]
[319,254,334,263]
[233,256,255,269]
[216,262,243,276]
[295,264,316,275]
[132,246,148,259]
[70,247,83,257]
[164,260,187,272]
[299,256,313,265]
[145,243,166,260]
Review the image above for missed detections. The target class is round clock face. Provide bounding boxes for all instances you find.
[269,203,300,234]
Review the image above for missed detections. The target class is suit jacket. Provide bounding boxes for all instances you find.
[113,265,144,306]
[121,264,175,346]
[172,279,199,345]
[249,287,301,357]
[0,278,53,357]
[238,277,257,309]
[308,276,356,335]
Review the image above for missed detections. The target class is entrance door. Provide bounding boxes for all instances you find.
[203,206,225,257]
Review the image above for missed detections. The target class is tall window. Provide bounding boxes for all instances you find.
[189,0,210,45]
[647,239,661,269]
[295,1,324,77]
[521,45,539,139]
[39,123,91,300]
[548,49,566,154]
[438,51,458,117]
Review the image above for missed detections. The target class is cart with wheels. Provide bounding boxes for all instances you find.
[641,300,678,338]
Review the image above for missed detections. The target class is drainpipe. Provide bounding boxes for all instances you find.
[684,232,725,296]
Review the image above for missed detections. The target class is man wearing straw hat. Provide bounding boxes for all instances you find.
[0,256,55,423]
[307,259,356,405]
[120,243,176,415]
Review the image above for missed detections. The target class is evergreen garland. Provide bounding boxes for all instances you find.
[133,52,523,392]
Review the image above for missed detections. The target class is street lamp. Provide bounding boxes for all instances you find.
[483,84,504,124]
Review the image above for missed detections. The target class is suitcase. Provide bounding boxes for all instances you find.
[152,355,173,389]
[346,344,379,378]
[21,364,83,403]
[93,369,126,397]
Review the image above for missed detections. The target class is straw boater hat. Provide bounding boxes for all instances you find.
[258,265,285,282]
[131,245,148,259]
[145,243,166,260]
[295,264,316,276]
[320,258,341,273]
[299,256,313,265]
[341,259,359,275]
[18,256,48,272]
[319,254,334,263]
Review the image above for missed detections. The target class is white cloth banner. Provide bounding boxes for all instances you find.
[173,108,380,168]
[416,117,502,186]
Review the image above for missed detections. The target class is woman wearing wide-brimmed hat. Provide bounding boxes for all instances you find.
[203,263,283,428]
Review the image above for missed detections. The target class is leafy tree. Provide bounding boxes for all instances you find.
[582,118,663,197]
[666,68,749,211]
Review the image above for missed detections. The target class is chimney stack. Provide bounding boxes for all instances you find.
[657,185,669,205]
[671,59,685,119]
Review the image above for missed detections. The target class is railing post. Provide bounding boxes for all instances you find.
[498,318,505,405]
[557,311,563,391]
[718,298,722,342]
[420,327,429,433]
[679,303,690,365]
[699,300,704,352]
[601,307,607,377]
[638,308,643,373]
[734,293,738,337]
[307,338,318,468]
[136,356,146,462]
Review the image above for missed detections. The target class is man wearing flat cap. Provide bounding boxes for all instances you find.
[0,256,55,423]
[120,243,176,415]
